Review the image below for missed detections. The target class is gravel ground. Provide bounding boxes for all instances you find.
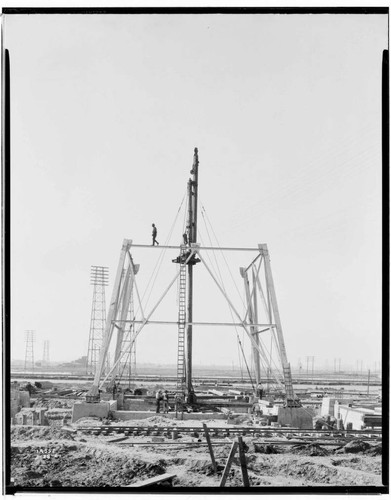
[10,423,383,489]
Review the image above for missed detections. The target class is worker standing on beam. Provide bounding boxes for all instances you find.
[152,223,159,246]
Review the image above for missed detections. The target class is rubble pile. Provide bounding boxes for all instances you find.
[11,426,76,441]
[365,444,382,456]
[336,440,371,454]
[291,443,329,456]
[33,398,78,410]
[10,440,168,488]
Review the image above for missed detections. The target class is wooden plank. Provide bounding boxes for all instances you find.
[219,441,238,487]
[203,423,217,474]
[60,426,77,434]
[252,440,349,446]
[106,436,129,443]
[208,389,225,396]
[117,441,229,446]
[237,436,250,487]
[132,473,176,488]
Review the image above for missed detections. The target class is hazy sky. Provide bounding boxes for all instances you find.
[5,12,386,371]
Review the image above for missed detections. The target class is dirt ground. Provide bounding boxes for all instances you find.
[10,418,383,489]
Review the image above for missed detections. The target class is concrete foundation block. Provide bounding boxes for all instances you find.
[259,401,279,416]
[123,398,150,411]
[11,401,20,418]
[100,393,114,401]
[72,402,110,422]
[277,406,315,429]
[333,399,354,419]
[321,397,336,416]
[338,405,377,430]
[19,391,31,408]
[109,400,118,411]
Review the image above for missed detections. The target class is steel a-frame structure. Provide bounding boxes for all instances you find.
[87,241,140,399]
[87,150,300,407]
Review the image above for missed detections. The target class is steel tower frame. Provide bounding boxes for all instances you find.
[86,149,299,407]
[24,330,35,372]
[86,266,109,375]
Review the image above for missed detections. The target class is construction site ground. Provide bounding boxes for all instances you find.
[10,414,383,488]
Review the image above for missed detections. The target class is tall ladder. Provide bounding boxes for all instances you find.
[176,248,187,397]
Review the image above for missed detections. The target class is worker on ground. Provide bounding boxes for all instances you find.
[112,380,118,400]
[256,382,264,399]
[156,389,163,413]
[152,223,159,246]
[25,382,34,396]
[162,390,169,413]
[251,402,263,419]
[174,392,181,413]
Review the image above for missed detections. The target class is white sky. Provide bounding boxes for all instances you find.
[5,12,386,371]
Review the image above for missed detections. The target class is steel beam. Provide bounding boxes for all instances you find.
[114,320,277,327]
[128,244,261,251]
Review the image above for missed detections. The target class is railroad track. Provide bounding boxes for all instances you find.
[77,425,382,441]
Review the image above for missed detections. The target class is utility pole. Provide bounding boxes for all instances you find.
[43,340,50,368]
[305,356,314,381]
[186,148,199,404]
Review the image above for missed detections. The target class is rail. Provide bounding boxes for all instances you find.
[76,424,382,439]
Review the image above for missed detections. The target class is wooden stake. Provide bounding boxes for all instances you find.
[219,441,238,487]
[237,436,250,487]
[203,423,217,473]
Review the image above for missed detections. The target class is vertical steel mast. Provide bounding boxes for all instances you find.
[186,147,199,403]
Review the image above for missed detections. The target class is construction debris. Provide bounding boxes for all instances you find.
[10,412,383,488]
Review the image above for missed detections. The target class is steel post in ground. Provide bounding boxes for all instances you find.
[237,436,250,487]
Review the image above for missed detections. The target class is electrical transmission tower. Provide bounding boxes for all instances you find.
[42,340,50,368]
[24,330,35,372]
[86,266,109,375]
